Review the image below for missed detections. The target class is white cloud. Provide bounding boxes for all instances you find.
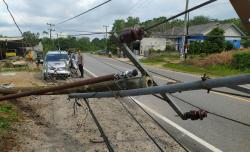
[0,0,238,37]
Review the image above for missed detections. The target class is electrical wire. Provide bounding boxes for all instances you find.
[56,0,112,25]
[60,32,107,37]
[94,55,250,127]
[118,99,165,152]
[2,0,23,35]
[153,94,250,127]
[83,98,114,152]
[88,56,188,151]
[144,0,217,31]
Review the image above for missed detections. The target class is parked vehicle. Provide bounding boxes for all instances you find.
[96,50,107,55]
[43,51,70,80]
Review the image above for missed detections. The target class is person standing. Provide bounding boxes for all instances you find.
[77,50,84,78]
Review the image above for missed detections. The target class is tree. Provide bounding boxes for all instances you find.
[205,27,225,53]
[112,19,126,34]
[125,16,140,28]
[22,31,40,46]
[189,16,213,26]
[92,38,106,50]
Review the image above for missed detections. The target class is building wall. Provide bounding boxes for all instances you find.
[140,38,166,56]
[224,26,242,49]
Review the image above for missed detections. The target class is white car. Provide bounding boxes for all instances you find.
[43,51,70,80]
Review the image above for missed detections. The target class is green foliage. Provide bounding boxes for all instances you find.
[165,44,175,51]
[206,27,225,52]
[41,36,106,53]
[125,16,140,27]
[232,52,250,70]
[111,19,126,34]
[189,41,202,54]
[224,41,234,51]
[41,37,56,53]
[189,28,225,54]
[189,16,214,26]
[242,39,250,48]
[0,104,17,130]
[22,31,40,46]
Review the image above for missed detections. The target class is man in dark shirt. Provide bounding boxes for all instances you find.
[77,50,84,78]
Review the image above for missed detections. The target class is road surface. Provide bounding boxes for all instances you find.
[83,53,250,152]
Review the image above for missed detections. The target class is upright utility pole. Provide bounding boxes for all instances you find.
[47,23,55,39]
[103,25,109,51]
[181,0,189,61]
[57,33,60,50]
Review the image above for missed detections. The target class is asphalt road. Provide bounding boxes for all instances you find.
[83,53,250,152]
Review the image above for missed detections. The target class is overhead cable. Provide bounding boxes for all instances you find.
[56,0,112,25]
[2,0,23,35]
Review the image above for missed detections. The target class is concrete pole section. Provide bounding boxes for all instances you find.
[69,74,250,98]
[181,0,189,61]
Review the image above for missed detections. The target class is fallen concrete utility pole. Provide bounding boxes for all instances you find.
[69,74,250,98]
[0,70,138,101]
[0,76,152,96]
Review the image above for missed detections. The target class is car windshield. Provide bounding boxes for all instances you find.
[46,53,68,62]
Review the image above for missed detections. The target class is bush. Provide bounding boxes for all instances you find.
[242,39,250,48]
[225,41,234,51]
[232,52,250,70]
[189,41,202,54]
[165,45,176,51]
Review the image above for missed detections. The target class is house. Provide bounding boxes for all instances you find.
[0,37,43,60]
[140,38,166,57]
[153,22,246,51]
[0,37,25,59]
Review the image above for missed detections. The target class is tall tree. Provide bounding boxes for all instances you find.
[22,31,40,46]
[189,16,213,25]
[111,19,126,34]
[125,16,140,27]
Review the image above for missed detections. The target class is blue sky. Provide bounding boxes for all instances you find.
[0,0,238,38]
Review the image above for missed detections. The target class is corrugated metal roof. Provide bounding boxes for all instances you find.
[153,23,245,37]
[0,37,23,41]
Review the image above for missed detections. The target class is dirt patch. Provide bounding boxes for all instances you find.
[0,72,45,87]
[0,72,185,151]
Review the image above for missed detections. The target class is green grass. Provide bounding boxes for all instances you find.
[163,63,250,77]
[140,52,250,77]
[140,52,179,65]
[0,66,41,72]
[0,104,17,132]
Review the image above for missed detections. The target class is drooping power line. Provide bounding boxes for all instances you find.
[56,0,112,25]
[2,0,23,35]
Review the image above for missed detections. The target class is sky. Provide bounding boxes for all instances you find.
[0,0,239,38]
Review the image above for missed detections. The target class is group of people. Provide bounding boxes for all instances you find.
[69,49,84,78]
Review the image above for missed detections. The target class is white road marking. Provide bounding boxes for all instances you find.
[131,97,223,152]
[84,66,223,152]
[83,67,97,77]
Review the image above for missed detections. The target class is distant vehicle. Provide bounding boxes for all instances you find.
[43,51,70,80]
[96,50,107,55]
[6,49,17,58]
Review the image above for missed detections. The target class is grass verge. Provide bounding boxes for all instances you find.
[0,66,41,72]
[141,51,250,77]
[163,63,249,77]
[0,103,18,133]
